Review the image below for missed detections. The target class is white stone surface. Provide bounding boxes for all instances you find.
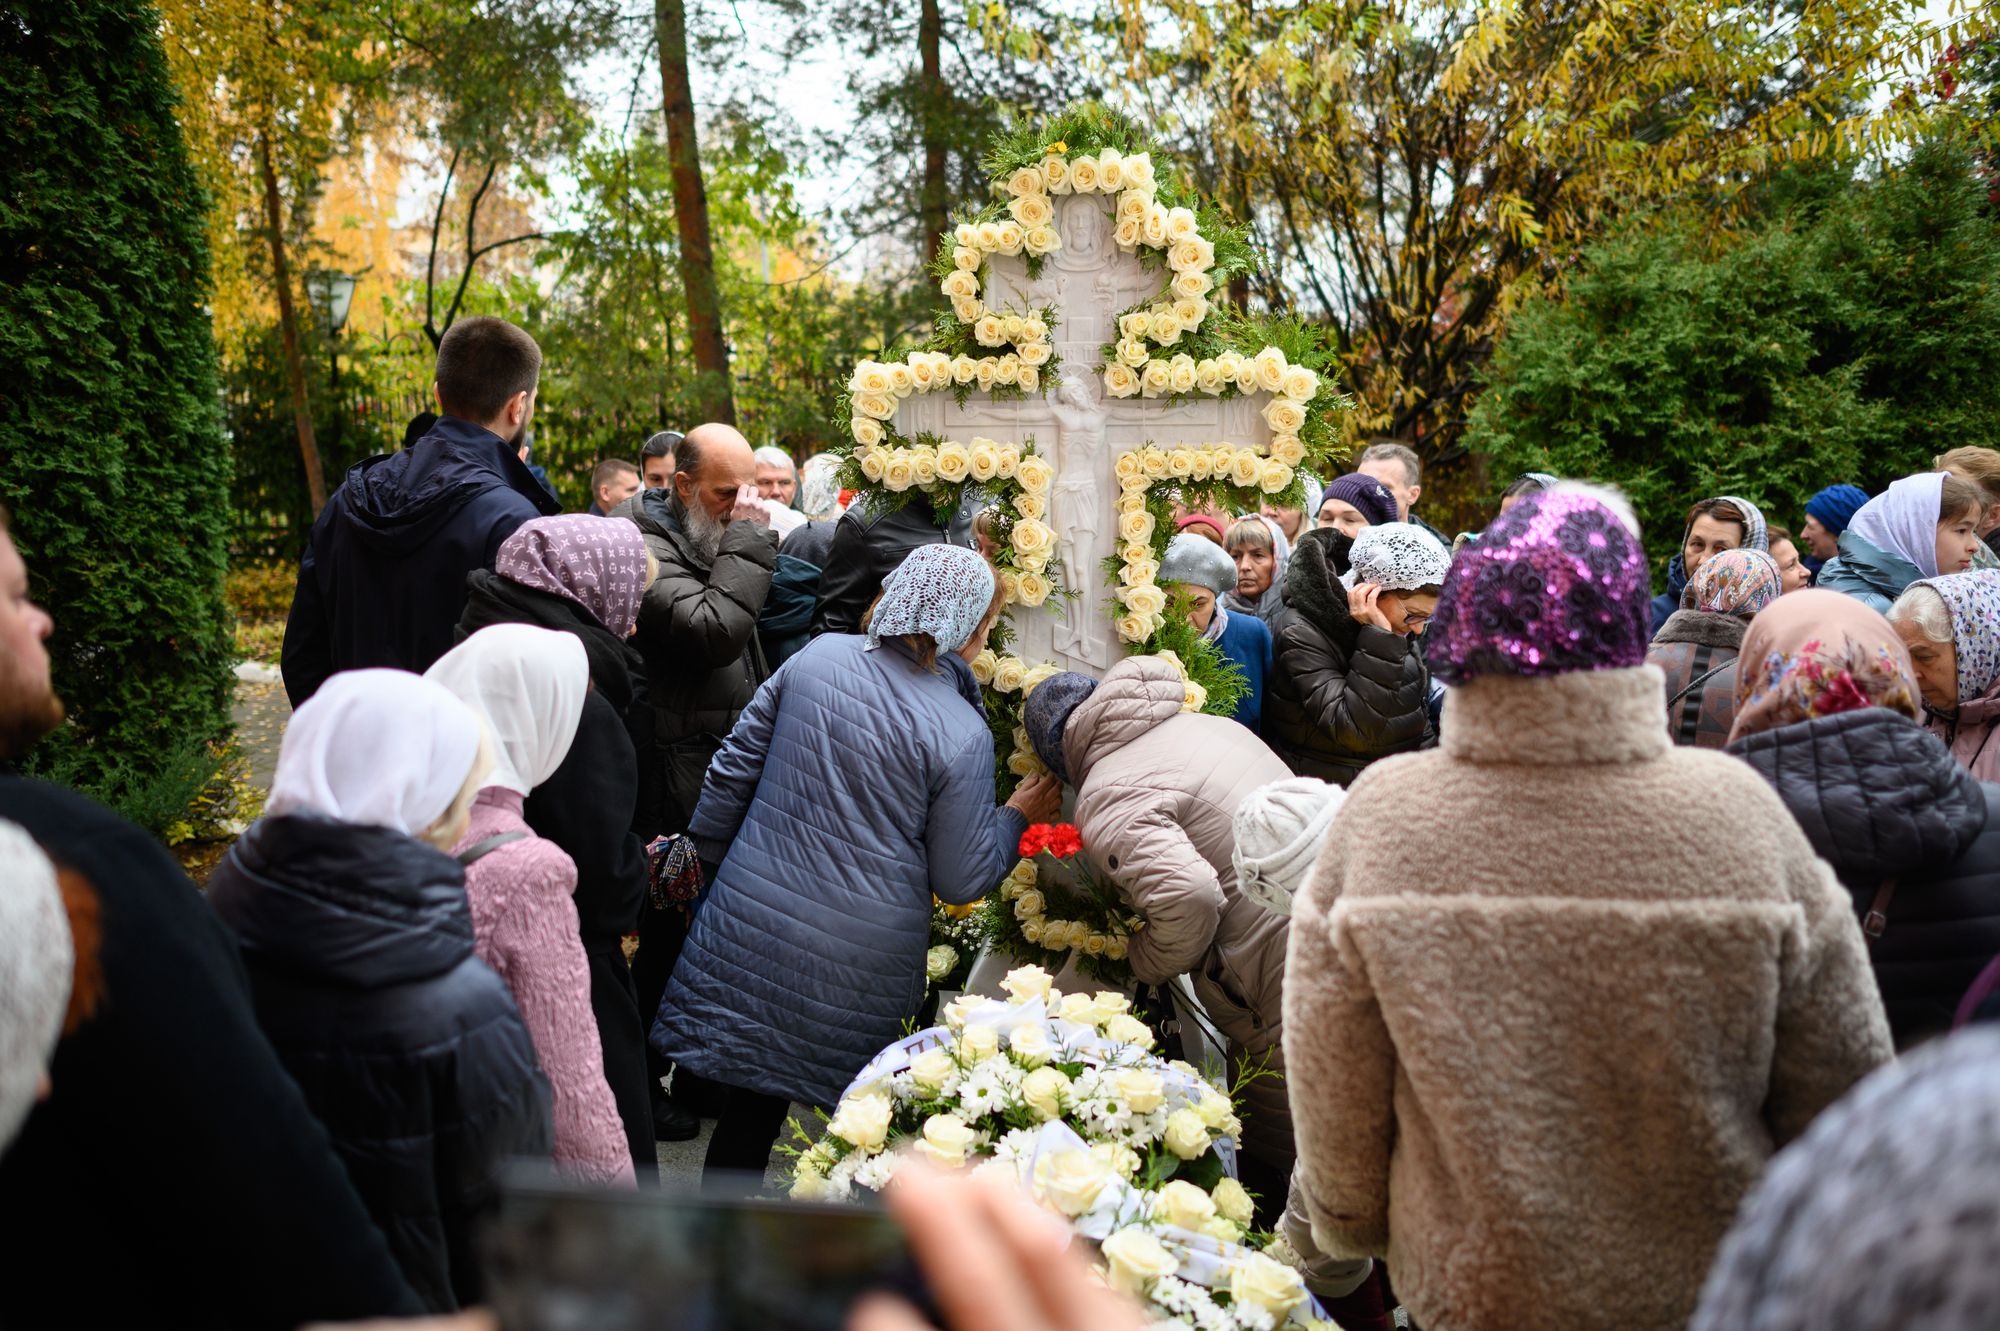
[896,194,1270,675]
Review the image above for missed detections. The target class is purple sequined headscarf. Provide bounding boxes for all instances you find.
[493,515,651,639]
[1429,486,1650,685]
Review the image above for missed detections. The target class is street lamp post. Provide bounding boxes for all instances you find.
[304,270,358,460]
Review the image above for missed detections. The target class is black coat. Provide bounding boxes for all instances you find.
[0,776,422,1329]
[1730,707,2000,1048]
[281,415,561,706]
[208,815,553,1311]
[631,490,776,831]
[457,569,659,1178]
[811,493,945,636]
[1263,527,1433,787]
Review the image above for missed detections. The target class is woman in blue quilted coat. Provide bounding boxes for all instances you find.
[651,544,1060,1178]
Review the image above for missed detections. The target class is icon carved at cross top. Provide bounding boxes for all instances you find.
[895,195,1275,675]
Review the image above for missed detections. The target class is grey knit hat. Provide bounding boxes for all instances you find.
[1159,531,1239,598]
[1230,778,1344,916]
[1022,672,1097,785]
[1690,1026,2000,1331]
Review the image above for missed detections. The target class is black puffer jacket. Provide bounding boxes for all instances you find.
[1729,707,2000,1048]
[811,492,945,635]
[1264,527,1433,786]
[458,569,659,1177]
[208,815,553,1311]
[631,489,777,830]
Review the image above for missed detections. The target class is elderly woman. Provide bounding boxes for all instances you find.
[1820,473,1984,612]
[1285,485,1891,1331]
[1889,570,2000,782]
[1649,495,1769,634]
[652,544,1059,1179]
[1223,515,1290,623]
[1266,522,1448,787]
[1725,590,2000,1048]
[1646,547,1783,748]
[1160,531,1271,729]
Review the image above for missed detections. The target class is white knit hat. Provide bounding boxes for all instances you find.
[1339,522,1452,593]
[0,820,72,1152]
[1231,778,1345,916]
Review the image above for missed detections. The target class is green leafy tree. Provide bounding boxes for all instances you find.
[0,0,234,795]
[1465,134,2000,567]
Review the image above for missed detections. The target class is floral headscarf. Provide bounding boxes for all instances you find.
[867,543,996,654]
[493,515,652,639]
[1726,590,1921,743]
[1917,570,2000,707]
[1682,548,1783,619]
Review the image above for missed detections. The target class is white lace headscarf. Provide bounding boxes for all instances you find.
[1340,522,1454,592]
[0,820,72,1152]
[867,543,996,654]
[426,623,589,796]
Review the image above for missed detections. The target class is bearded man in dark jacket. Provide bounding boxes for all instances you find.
[281,316,561,705]
[628,423,777,1131]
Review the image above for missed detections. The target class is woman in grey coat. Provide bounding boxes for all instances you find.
[651,544,1059,1178]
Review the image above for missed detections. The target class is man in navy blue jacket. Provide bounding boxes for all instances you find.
[281,316,561,705]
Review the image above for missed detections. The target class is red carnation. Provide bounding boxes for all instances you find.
[1045,824,1084,859]
[1019,824,1052,858]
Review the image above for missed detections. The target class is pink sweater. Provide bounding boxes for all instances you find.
[455,788,635,1186]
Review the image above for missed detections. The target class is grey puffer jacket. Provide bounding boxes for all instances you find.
[631,489,778,831]
[1730,706,2000,1049]
[650,635,1026,1108]
[1067,657,1298,1170]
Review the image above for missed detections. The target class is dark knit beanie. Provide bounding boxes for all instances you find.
[1805,484,1869,536]
[1022,672,1098,785]
[1321,473,1399,528]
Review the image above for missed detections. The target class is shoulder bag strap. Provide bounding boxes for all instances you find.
[1863,877,1900,947]
[456,831,528,868]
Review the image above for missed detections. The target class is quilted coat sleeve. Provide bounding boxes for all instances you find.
[926,725,1027,906]
[1282,828,1394,1258]
[1080,783,1226,986]
[687,664,785,864]
[1766,855,1895,1145]
[479,845,635,1186]
[639,520,777,670]
[1279,618,1428,764]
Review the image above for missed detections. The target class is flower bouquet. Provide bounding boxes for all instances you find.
[785,965,1327,1331]
[983,823,1143,989]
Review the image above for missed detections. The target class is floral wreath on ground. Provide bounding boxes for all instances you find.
[784,966,1331,1331]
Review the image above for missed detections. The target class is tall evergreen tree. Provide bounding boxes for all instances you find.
[0,0,235,802]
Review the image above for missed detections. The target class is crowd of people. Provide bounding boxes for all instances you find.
[6,312,2000,1330]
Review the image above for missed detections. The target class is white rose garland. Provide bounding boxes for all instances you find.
[1112,448,1298,646]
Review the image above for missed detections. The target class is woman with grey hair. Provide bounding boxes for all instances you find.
[1890,571,2000,782]
[1160,531,1271,729]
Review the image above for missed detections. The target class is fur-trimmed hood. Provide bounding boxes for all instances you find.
[1652,608,1748,653]
[1279,527,1357,645]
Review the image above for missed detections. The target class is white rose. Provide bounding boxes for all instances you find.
[992,656,1028,693]
[951,297,983,326]
[1193,359,1225,394]
[1140,360,1172,398]
[1001,964,1055,1004]
[1083,934,1107,956]
[1014,493,1046,521]
[1195,1086,1234,1130]
[925,944,957,982]
[1110,1066,1166,1113]
[882,454,917,492]
[943,994,985,1028]
[995,444,1021,478]
[1102,1013,1156,1050]
[1164,1107,1213,1159]
[1281,364,1320,401]
[1172,270,1214,301]
[1202,1215,1245,1244]
[849,361,892,395]
[994,356,1019,387]
[827,1092,893,1152]
[1234,359,1261,393]
[953,244,981,272]
[1022,316,1048,342]
[1229,1252,1309,1321]
[1017,364,1040,394]
[888,362,913,397]
[858,449,888,484]
[1014,456,1055,496]
[1091,1140,1142,1179]
[1019,1064,1071,1121]
[1168,359,1197,394]
[1105,935,1128,960]
[993,221,1025,255]
[1270,433,1306,466]
[1010,517,1054,558]
[1024,224,1061,256]
[1020,662,1062,695]
[1068,155,1100,193]
[920,1112,978,1164]
[911,451,938,486]
[1123,152,1156,193]
[1119,583,1169,619]
[1154,1178,1217,1230]
[1101,1227,1181,1297]
[1118,337,1150,369]
[1215,351,1242,378]
[1255,346,1290,393]
[954,223,979,249]
[1117,188,1150,222]
[1033,1149,1112,1217]
[1148,309,1184,345]
[941,269,979,299]
[966,438,1000,482]
[1230,450,1265,490]
[1012,889,1045,921]
[1115,612,1151,644]
[1006,166,1044,197]
[973,314,1005,348]
[1097,146,1124,187]
[852,392,896,421]
[975,359,998,391]
[1182,679,1207,713]
[1142,204,1170,248]
[952,355,977,384]
[1117,508,1156,544]
[1165,206,1200,241]
[1112,215,1143,249]
[1169,236,1214,272]
[1173,296,1207,327]
[1121,557,1161,586]
[975,221,1002,250]
[790,1168,830,1201]
[934,439,972,483]
[1015,571,1052,607]
[1040,154,1070,193]
[1020,917,1045,944]
[1054,992,1097,1026]
[909,1046,957,1093]
[1264,397,1307,434]
[959,1021,1002,1061]
[1008,1023,1052,1068]
[907,357,938,392]
[1211,1177,1256,1226]
[1189,450,1215,480]
[1260,459,1295,495]
[851,416,884,448]
[1002,314,1026,343]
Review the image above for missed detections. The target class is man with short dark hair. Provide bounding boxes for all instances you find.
[588,458,641,516]
[281,315,561,705]
[1356,440,1450,547]
[0,507,422,1325]
[640,430,681,490]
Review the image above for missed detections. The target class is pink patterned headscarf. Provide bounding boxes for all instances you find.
[1726,590,1920,743]
[492,515,650,639]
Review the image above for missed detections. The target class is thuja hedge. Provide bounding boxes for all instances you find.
[0,0,235,802]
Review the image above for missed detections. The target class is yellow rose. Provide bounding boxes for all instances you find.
[1118,337,1151,368]
[882,454,917,492]
[1040,154,1070,193]
[1067,155,1101,193]
[1105,935,1128,960]
[973,314,1006,348]
[1110,1066,1167,1114]
[933,440,972,483]
[1015,456,1055,496]
[1020,1065,1071,1121]
[1102,1013,1156,1050]
[958,1023,1000,1062]
[851,416,884,448]
[995,444,1022,479]
[1141,360,1172,397]
[1015,571,1052,607]
[1168,359,1198,394]
[849,361,892,395]
[1000,965,1054,1004]
[953,244,981,272]
[967,439,1000,482]
[1154,1179,1216,1230]
[1260,458,1295,495]
[1255,346,1289,393]
[1033,1149,1112,1217]
[1229,1252,1309,1322]
[1006,166,1044,197]
[1164,1107,1213,1159]
[1020,918,1045,944]
[1010,518,1054,559]
[1211,1177,1256,1226]
[991,656,1029,694]
[1101,1227,1180,1297]
[1008,1024,1052,1068]
[952,355,978,384]
[975,359,999,391]
[827,1092,893,1152]
[1270,434,1306,466]
[1123,152,1156,193]
[852,392,896,421]
[1148,309,1184,345]
[1169,236,1215,272]
[941,268,978,299]
[1118,508,1156,544]
[993,221,1025,255]
[1115,612,1151,644]
[1172,270,1214,301]
[1020,662,1062,695]
[1264,397,1307,434]
[1230,450,1265,490]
